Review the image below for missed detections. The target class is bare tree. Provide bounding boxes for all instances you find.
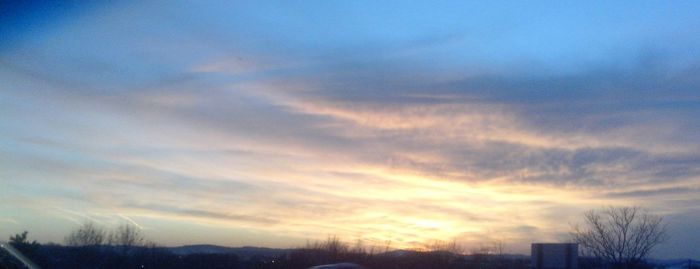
[319,236,350,257]
[109,223,144,249]
[425,239,464,254]
[492,240,505,256]
[572,206,668,269]
[65,221,106,247]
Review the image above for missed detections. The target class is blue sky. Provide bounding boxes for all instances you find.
[2,1,700,258]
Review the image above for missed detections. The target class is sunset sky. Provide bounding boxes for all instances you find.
[1,1,700,258]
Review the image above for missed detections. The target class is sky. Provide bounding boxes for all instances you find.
[1,0,700,259]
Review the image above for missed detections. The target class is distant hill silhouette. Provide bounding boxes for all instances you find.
[169,244,291,258]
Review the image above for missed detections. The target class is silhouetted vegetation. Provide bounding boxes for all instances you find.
[1,227,532,269]
[572,206,668,269]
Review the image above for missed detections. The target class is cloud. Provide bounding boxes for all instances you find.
[121,202,279,225]
[5,58,700,252]
[2,1,700,257]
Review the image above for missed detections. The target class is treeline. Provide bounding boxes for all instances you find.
[281,237,528,269]
[3,226,238,269]
[1,223,529,269]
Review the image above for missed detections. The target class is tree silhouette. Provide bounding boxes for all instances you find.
[109,223,144,248]
[572,206,668,269]
[65,221,107,247]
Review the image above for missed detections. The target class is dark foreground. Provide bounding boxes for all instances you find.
[1,235,678,269]
[2,242,530,269]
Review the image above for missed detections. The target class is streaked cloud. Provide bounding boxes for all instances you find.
[1,0,700,259]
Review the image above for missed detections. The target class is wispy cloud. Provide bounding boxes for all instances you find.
[1,0,700,258]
